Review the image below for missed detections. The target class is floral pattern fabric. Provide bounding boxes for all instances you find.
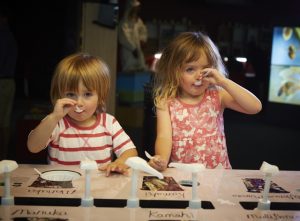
[169,87,231,169]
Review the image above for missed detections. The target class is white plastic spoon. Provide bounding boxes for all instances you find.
[75,106,83,113]
[194,71,210,86]
[194,80,202,86]
[34,168,42,176]
[145,151,154,160]
[126,157,163,179]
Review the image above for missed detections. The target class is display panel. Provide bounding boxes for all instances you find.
[268,27,300,106]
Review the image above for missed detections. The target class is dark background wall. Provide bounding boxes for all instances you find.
[5,0,300,100]
[3,0,81,100]
[2,0,300,170]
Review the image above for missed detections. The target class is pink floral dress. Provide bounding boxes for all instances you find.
[169,87,232,169]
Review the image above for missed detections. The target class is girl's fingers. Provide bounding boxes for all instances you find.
[148,159,159,169]
[149,157,166,171]
[153,158,164,167]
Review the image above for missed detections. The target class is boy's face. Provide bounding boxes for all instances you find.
[64,80,99,126]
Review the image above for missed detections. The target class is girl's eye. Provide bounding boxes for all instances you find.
[185,67,195,73]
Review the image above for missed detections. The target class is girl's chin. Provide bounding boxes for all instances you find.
[191,88,205,95]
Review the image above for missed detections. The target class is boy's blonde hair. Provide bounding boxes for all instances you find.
[153,31,227,108]
[50,53,110,112]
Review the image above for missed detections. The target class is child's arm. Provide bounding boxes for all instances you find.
[220,78,262,114]
[204,68,262,114]
[27,113,60,153]
[148,103,172,171]
[100,148,138,176]
[27,98,77,153]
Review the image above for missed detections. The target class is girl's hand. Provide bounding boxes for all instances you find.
[202,68,227,87]
[99,160,129,176]
[148,155,168,172]
[52,98,77,119]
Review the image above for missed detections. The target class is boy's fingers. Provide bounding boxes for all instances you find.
[99,164,107,171]
[106,167,112,176]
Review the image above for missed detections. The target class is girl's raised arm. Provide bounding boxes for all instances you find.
[220,78,262,114]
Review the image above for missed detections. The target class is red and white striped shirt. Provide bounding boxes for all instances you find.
[47,113,136,166]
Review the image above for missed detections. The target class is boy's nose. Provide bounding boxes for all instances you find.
[76,97,84,106]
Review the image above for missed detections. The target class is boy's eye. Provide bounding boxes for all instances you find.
[65,92,77,98]
[84,92,93,97]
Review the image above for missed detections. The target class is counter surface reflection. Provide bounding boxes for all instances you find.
[1,164,300,213]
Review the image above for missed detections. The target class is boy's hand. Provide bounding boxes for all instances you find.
[148,155,168,172]
[99,160,129,176]
[53,98,77,119]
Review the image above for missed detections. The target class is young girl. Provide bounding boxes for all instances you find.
[27,53,137,176]
[148,32,262,171]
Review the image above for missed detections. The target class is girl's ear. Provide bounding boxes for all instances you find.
[176,66,183,77]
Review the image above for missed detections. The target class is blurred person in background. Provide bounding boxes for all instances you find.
[118,0,148,72]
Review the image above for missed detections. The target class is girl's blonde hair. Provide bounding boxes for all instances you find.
[50,53,110,112]
[153,31,227,108]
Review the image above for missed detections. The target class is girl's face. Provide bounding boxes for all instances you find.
[64,80,99,126]
[179,53,210,102]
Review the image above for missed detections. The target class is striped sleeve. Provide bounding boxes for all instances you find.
[104,113,136,157]
[48,117,68,145]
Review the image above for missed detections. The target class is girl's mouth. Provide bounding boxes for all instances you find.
[194,71,210,86]
[75,106,83,113]
[194,80,202,86]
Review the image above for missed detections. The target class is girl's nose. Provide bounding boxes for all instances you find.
[196,70,202,79]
